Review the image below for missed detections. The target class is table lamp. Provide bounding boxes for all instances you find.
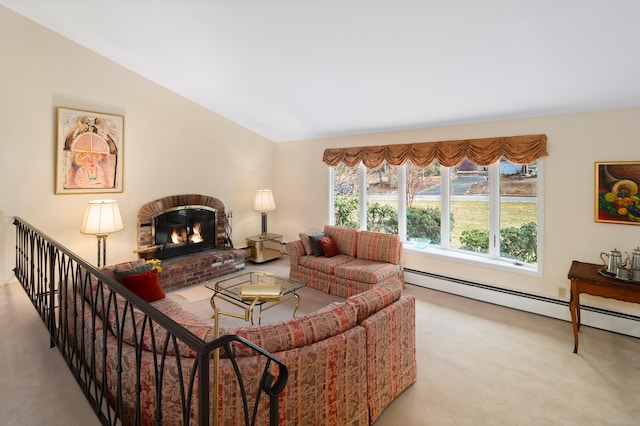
[81,199,124,267]
[253,189,276,234]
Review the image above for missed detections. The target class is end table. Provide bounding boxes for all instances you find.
[246,233,283,263]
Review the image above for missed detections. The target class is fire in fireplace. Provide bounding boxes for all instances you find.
[152,205,217,259]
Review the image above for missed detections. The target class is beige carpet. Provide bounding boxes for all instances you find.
[375,283,640,426]
[170,256,640,425]
[4,254,640,425]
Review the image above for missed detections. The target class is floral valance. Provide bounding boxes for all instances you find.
[322,134,548,168]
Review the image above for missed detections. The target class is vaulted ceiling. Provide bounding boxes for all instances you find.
[2,1,640,142]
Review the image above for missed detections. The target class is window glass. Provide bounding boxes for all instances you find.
[329,157,541,271]
[333,163,360,229]
[453,160,490,254]
[366,162,398,233]
[499,159,538,264]
[406,161,442,247]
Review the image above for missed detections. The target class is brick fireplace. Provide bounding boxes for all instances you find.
[135,194,244,291]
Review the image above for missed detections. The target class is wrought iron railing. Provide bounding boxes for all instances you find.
[13,217,287,425]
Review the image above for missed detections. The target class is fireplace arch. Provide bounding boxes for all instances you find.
[137,194,230,258]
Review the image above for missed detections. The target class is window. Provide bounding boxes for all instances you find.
[331,158,542,272]
[366,162,399,233]
[406,161,443,246]
[333,163,361,229]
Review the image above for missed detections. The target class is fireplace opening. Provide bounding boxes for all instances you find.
[152,205,217,259]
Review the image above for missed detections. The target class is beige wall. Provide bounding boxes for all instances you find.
[0,7,274,283]
[275,109,640,315]
[3,6,640,318]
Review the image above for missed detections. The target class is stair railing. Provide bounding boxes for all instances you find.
[13,217,287,426]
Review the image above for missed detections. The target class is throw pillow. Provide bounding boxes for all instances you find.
[299,231,321,255]
[318,236,339,257]
[308,233,325,256]
[121,269,166,303]
[113,263,153,283]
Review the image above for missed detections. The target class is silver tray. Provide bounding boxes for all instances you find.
[598,267,640,282]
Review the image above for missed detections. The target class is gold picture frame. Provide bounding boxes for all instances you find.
[595,161,640,225]
[55,107,124,194]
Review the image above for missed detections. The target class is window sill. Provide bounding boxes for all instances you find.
[402,242,541,277]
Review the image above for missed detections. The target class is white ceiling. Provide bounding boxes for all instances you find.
[3,1,640,142]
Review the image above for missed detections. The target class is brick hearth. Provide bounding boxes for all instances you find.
[159,249,245,292]
[136,194,245,290]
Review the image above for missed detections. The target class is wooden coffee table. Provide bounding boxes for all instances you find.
[205,271,305,326]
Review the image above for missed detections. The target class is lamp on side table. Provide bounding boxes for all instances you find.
[81,199,124,268]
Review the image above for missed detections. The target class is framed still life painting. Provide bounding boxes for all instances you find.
[595,161,640,225]
[55,107,124,194]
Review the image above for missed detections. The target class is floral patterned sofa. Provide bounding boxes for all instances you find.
[67,255,416,425]
[288,225,404,298]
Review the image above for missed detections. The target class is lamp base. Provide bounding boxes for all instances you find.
[261,212,268,234]
[96,234,109,268]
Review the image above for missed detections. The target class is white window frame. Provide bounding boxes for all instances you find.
[329,159,544,276]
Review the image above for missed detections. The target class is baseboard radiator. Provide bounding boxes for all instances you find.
[13,217,287,426]
[404,268,640,340]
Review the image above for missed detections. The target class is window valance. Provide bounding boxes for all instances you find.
[322,134,548,168]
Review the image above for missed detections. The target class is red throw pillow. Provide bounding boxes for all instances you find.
[318,236,339,258]
[121,269,166,302]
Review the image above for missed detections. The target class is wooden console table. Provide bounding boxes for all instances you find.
[567,260,640,353]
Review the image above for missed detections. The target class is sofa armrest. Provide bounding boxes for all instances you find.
[286,240,305,267]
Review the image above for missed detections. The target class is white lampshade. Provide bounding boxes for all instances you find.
[81,200,124,235]
[253,190,276,213]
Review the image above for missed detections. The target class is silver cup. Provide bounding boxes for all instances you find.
[631,269,640,282]
[616,267,630,280]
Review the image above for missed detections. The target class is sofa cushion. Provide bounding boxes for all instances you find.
[347,280,403,323]
[113,263,153,283]
[323,225,359,257]
[121,270,166,302]
[334,259,402,284]
[357,230,402,264]
[319,236,339,257]
[232,300,358,357]
[299,231,323,255]
[308,233,325,256]
[299,253,354,274]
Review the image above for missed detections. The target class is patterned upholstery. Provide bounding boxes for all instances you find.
[323,225,359,256]
[72,235,415,425]
[299,253,353,274]
[347,279,404,323]
[362,295,416,423]
[288,226,404,295]
[285,226,415,422]
[233,301,358,357]
[334,259,402,284]
[357,230,402,264]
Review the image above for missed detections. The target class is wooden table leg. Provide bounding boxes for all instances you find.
[569,281,580,353]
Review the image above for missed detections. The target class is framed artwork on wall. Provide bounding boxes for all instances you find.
[595,161,640,225]
[55,107,124,194]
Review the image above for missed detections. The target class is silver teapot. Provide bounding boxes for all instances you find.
[600,248,628,275]
[630,247,640,270]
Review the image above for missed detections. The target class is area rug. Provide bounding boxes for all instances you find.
[168,285,343,327]
[172,285,214,303]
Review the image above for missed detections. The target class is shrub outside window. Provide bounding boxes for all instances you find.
[331,158,541,272]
